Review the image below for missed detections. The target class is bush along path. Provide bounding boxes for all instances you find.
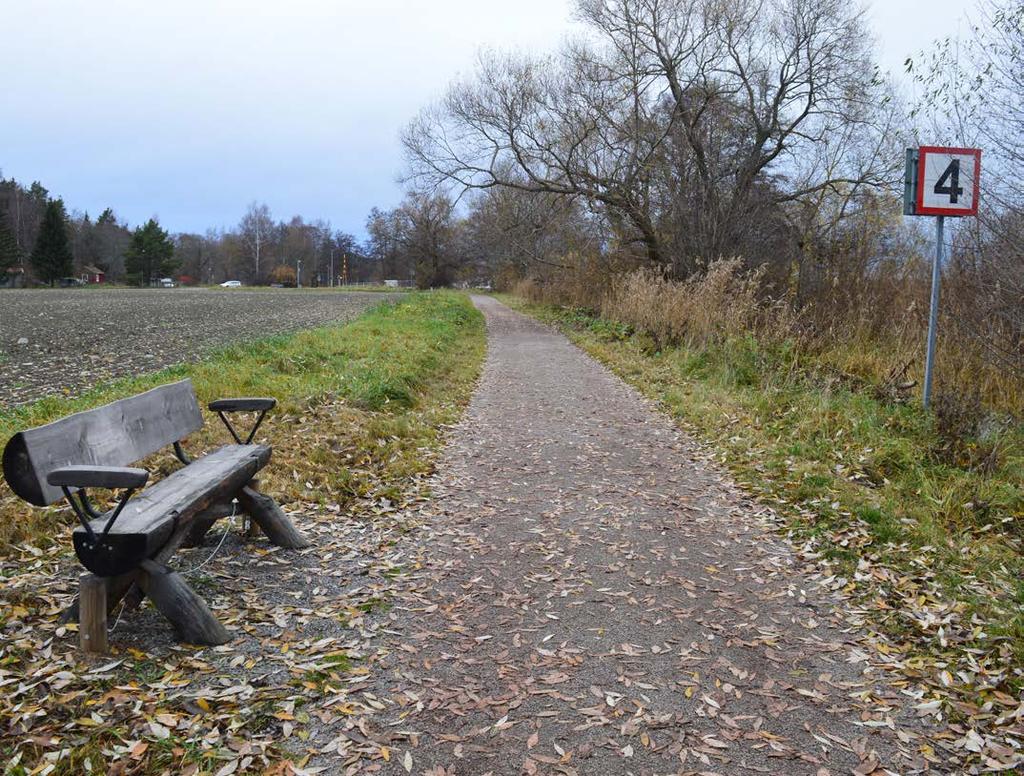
[304,297,961,774]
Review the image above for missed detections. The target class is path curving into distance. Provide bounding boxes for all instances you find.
[318,296,941,775]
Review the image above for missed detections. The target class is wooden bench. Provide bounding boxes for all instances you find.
[2,379,308,652]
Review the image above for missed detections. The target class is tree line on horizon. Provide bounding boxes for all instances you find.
[0,182,395,288]
[0,174,528,290]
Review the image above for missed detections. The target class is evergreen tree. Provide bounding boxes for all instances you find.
[125,218,176,285]
[94,207,129,279]
[30,199,73,285]
[0,210,21,276]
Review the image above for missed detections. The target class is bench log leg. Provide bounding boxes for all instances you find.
[61,570,139,626]
[139,559,230,646]
[237,485,308,549]
[117,497,243,614]
[183,501,237,548]
[79,574,109,654]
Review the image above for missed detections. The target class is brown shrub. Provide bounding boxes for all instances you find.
[600,261,795,349]
[511,251,623,311]
[514,250,1024,417]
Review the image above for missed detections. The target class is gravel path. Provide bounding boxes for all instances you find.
[0,288,402,407]
[304,297,941,774]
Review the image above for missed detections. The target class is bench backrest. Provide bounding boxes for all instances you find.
[2,380,204,506]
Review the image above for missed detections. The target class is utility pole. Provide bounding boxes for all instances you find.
[296,259,302,289]
[343,253,348,285]
[329,249,335,288]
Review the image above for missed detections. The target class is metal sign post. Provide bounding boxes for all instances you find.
[904,146,981,409]
[922,216,944,408]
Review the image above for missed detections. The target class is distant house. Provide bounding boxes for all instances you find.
[81,265,105,284]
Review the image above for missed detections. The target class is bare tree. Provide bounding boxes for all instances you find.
[461,186,601,281]
[367,207,409,281]
[909,1,1024,377]
[397,192,463,288]
[404,0,899,277]
[239,202,274,283]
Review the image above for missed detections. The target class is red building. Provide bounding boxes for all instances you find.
[81,265,106,284]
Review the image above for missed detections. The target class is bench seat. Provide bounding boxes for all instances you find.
[72,445,271,576]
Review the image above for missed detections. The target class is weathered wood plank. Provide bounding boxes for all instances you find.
[3,380,203,506]
[71,445,271,576]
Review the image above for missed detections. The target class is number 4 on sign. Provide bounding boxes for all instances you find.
[916,146,981,216]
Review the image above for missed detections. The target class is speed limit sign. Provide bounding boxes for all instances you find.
[912,146,981,216]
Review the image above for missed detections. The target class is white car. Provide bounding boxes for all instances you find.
[220,280,242,288]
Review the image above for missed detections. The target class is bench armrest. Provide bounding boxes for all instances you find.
[48,466,148,544]
[47,466,150,490]
[209,397,277,444]
[209,398,277,412]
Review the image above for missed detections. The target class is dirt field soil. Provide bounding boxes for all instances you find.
[0,288,402,407]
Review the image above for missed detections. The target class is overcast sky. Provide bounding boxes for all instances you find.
[1,0,973,239]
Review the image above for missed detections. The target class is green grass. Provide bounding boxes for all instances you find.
[196,284,404,293]
[499,294,1024,688]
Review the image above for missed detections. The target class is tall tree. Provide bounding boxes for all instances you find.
[94,208,130,280]
[72,212,102,272]
[366,207,408,281]
[125,218,176,286]
[30,199,73,285]
[396,191,462,288]
[0,209,21,276]
[404,0,899,276]
[239,202,274,283]
[174,233,215,284]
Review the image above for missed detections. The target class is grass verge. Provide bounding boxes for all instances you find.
[499,294,1024,730]
[0,291,484,550]
[0,291,485,775]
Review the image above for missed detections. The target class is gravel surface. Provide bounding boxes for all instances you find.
[294,297,942,773]
[0,288,403,407]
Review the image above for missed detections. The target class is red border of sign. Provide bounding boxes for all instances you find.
[916,146,981,217]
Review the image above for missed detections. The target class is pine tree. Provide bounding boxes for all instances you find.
[30,199,73,285]
[125,218,176,286]
[0,210,21,276]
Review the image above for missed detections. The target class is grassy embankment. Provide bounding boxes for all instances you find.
[0,291,483,550]
[500,293,1024,711]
